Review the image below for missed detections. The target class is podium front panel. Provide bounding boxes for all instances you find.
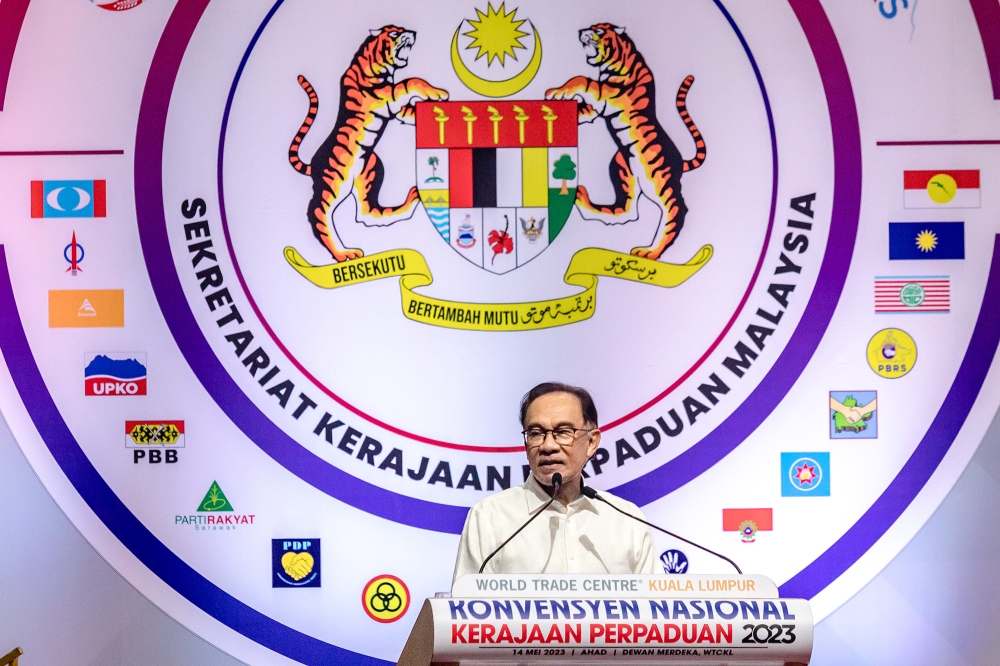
[431,598,812,664]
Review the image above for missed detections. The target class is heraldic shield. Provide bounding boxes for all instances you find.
[415,100,578,274]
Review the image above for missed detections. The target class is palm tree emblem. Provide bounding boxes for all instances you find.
[425,156,443,183]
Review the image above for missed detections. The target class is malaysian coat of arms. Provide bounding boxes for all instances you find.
[283,3,713,332]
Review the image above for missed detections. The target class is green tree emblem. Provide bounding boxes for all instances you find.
[552,154,576,195]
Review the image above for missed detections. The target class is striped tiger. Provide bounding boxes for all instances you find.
[546,23,707,261]
[288,26,449,261]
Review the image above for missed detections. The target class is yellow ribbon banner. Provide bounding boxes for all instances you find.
[284,245,713,332]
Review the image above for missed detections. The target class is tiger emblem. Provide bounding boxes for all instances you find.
[546,23,707,261]
[288,26,449,261]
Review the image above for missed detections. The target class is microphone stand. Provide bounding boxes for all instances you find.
[479,473,562,574]
[581,484,742,575]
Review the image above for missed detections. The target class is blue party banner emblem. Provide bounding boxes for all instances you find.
[888,222,964,260]
[830,391,877,439]
[31,180,106,218]
[781,452,830,497]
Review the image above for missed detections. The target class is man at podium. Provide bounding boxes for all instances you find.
[453,382,657,580]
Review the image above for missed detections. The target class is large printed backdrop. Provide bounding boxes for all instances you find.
[1,0,999,663]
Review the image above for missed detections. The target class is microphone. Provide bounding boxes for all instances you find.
[580,482,742,575]
[479,473,562,574]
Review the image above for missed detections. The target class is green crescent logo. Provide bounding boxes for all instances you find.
[450,23,542,98]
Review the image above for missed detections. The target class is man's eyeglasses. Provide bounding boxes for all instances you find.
[522,426,595,447]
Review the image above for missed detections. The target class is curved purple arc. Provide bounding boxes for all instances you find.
[0,0,29,112]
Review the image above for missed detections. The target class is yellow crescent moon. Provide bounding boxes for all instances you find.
[451,22,542,98]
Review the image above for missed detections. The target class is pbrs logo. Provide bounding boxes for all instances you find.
[84,352,147,396]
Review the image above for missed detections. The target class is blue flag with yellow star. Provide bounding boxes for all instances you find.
[889,222,964,260]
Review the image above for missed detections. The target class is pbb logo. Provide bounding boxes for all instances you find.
[84,353,147,396]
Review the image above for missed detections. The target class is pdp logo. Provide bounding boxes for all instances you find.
[272,539,320,588]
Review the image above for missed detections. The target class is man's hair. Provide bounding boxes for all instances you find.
[519,382,599,428]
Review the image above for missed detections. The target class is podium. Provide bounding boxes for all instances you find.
[397,574,812,665]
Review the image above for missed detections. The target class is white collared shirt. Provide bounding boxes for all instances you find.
[453,476,658,582]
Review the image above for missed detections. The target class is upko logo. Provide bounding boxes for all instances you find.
[362,575,410,623]
[175,481,256,531]
[272,539,321,588]
[126,421,184,464]
[867,328,917,378]
[84,353,147,396]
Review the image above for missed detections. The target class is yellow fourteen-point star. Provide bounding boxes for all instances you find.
[916,229,938,252]
[464,3,529,66]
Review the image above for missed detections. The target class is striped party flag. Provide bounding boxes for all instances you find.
[874,276,950,313]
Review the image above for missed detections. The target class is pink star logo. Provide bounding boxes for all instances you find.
[794,464,816,485]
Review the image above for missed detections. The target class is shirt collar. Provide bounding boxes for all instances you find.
[523,474,598,514]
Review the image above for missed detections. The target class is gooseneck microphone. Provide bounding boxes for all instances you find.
[479,473,562,574]
[580,482,742,575]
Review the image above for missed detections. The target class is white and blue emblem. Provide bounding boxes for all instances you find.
[660,549,689,574]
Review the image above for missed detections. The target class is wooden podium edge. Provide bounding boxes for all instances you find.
[397,599,458,666]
